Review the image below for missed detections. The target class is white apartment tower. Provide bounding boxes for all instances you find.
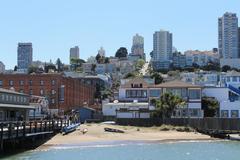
[151,30,172,70]
[218,12,239,59]
[152,30,172,61]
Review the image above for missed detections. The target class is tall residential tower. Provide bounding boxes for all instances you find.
[218,12,239,59]
[17,43,33,71]
[151,30,172,70]
[70,46,80,61]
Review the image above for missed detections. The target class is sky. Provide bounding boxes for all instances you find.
[0,0,239,69]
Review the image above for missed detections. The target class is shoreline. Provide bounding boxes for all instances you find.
[37,123,216,150]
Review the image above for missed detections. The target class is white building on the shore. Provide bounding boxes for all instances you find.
[102,102,154,119]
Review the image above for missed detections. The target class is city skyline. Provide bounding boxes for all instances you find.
[0,0,240,69]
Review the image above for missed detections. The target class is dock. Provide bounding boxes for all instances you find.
[0,119,70,151]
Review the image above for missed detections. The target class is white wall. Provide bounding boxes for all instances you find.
[188,102,201,109]
[102,105,120,116]
[202,88,229,101]
[102,103,150,118]
[220,101,240,118]
[118,89,126,99]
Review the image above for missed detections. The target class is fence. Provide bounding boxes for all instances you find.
[116,118,240,131]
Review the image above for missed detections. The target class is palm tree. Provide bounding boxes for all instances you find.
[153,92,185,118]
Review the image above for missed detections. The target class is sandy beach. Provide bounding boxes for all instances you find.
[40,123,213,148]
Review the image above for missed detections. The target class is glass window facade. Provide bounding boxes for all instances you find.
[189,89,201,99]
[221,110,229,118]
[149,90,161,97]
[231,110,239,118]
[126,90,147,98]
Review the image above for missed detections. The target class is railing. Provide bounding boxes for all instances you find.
[228,84,240,95]
[0,119,69,142]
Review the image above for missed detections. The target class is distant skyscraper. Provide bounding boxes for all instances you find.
[131,34,144,56]
[98,47,105,57]
[218,12,239,59]
[238,27,240,57]
[0,61,5,73]
[152,30,172,70]
[70,46,80,61]
[17,43,33,70]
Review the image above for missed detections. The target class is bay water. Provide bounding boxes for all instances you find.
[2,140,240,160]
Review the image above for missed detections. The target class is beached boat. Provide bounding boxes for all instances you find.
[62,123,80,135]
[104,127,124,133]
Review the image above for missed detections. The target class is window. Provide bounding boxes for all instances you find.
[59,85,65,102]
[221,110,229,118]
[23,97,27,103]
[13,96,16,102]
[29,89,33,95]
[189,89,201,99]
[0,80,2,86]
[9,95,13,102]
[231,110,239,118]
[19,89,24,93]
[16,96,19,102]
[51,98,55,104]
[126,90,147,98]
[19,80,24,85]
[40,80,44,86]
[9,80,14,86]
[0,111,3,121]
[20,97,23,103]
[51,80,55,85]
[40,89,44,96]
[226,77,230,82]
[6,95,9,101]
[51,89,55,95]
[29,80,33,86]
[232,77,238,82]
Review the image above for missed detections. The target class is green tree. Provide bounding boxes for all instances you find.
[56,58,64,72]
[104,57,110,63]
[135,59,145,70]
[14,65,18,71]
[124,72,137,79]
[202,96,219,117]
[91,64,96,72]
[150,72,163,84]
[152,92,185,118]
[222,65,231,72]
[115,47,128,58]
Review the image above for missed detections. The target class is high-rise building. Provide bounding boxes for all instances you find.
[17,43,33,71]
[218,12,239,59]
[238,27,240,57]
[152,30,172,70]
[70,46,80,61]
[0,61,5,73]
[131,34,144,56]
[98,47,105,57]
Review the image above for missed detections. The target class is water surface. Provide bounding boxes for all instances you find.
[2,140,240,160]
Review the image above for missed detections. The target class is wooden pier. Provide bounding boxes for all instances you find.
[0,119,70,151]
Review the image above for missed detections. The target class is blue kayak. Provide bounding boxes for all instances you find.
[62,123,80,135]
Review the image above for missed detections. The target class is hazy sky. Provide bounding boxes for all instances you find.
[0,0,239,69]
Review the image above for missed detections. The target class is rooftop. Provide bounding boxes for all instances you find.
[150,80,202,88]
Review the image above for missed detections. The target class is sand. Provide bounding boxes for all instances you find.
[41,123,213,147]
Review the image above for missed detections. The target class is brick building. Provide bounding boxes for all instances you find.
[0,73,96,112]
